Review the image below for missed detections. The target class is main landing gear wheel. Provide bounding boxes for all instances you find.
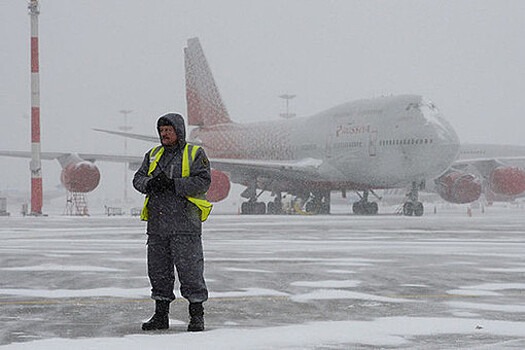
[267,200,284,214]
[402,201,424,216]
[240,179,267,215]
[292,191,331,215]
[351,190,379,215]
[352,201,378,215]
[241,201,266,215]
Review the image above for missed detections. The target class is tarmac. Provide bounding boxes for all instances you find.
[1,204,525,349]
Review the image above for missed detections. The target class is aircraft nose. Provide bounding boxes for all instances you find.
[423,109,458,141]
[417,103,460,176]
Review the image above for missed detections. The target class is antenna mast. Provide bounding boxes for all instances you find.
[28,0,43,215]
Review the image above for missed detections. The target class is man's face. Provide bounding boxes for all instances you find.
[159,125,178,146]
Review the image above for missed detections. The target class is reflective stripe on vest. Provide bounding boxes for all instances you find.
[140,144,213,222]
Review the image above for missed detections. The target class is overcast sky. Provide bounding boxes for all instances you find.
[1,0,524,206]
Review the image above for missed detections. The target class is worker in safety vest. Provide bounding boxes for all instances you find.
[133,113,211,332]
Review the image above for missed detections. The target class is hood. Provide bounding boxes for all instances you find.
[157,113,186,148]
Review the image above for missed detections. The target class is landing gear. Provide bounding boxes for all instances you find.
[403,181,424,216]
[267,192,283,214]
[240,181,267,215]
[353,200,378,215]
[302,191,330,215]
[241,201,266,215]
[402,201,424,216]
[352,190,379,215]
[240,183,332,215]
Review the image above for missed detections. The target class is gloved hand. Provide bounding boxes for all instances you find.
[146,172,174,194]
[156,172,175,192]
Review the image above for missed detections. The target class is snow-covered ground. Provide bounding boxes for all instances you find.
[1,205,525,349]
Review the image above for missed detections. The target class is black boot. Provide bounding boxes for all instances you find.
[142,300,170,331]
[187,302,205,332]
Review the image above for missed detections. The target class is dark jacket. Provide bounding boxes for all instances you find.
[133,113,211,235]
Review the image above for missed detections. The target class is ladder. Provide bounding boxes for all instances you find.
[64,192,89,216]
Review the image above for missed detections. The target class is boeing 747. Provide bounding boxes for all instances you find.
[95,37,461,216]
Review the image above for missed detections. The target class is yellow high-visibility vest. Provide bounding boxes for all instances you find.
[140,144,212,222]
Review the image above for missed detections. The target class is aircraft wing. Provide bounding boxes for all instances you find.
[0,149,324,175]
[0,150,143,164]
[457,144,525,163]
[453,157,525,172]
[92,128,158,143]
[0,150,67,160]
[93,128,208,147]
[210,157,324,183]
[75,153,143,163]
[452,143,525,173]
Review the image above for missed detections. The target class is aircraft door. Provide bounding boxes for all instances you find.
[325,133,334,158]
[368,129,377,156]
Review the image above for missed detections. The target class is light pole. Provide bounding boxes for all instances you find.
[279,94,296,119]
[119,110,132,203]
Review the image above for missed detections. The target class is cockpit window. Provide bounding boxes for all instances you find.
[406,103,419,111]
[406,100,439,112]
[425,101,438,111]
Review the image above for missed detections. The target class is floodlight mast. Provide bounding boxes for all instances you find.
[279,94,296,119]
[28,0,43,215]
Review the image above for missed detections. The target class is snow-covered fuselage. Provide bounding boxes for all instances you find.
[190,94,459,193]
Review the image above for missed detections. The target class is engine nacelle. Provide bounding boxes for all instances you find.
[489,166,525,196]
[207,169,230,202]
[60,161,101,193]
[435,171,482,204]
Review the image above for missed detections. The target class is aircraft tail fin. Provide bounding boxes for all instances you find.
[185,37,232,126]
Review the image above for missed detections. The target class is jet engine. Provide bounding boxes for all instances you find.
[435,171,482,204]
[60,161,101,193]
[489,166,525,196]
[206,169,230,202]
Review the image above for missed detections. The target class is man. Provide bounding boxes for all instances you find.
[133,113,211,332]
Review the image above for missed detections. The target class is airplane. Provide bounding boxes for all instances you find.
[94,37,462,216]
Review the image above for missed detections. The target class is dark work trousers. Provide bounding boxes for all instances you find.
[146,234,208,303]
